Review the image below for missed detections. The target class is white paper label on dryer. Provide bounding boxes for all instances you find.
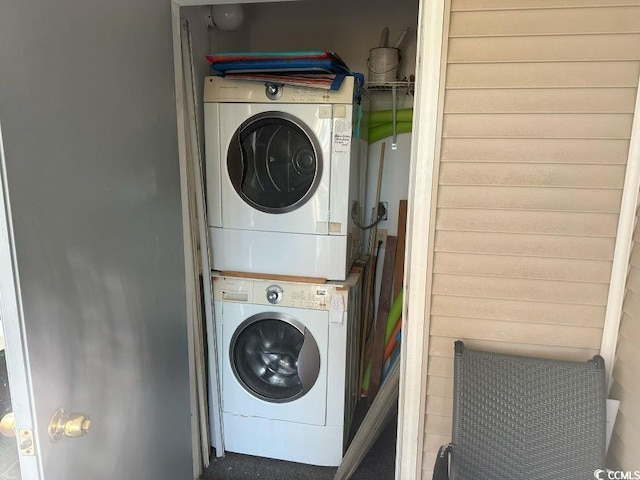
[319,106,332,119]
[334,119,351,154]
[329,222,342,233]
[329,295,345,324]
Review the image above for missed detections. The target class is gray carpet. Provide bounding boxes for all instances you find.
[201,404,397,480]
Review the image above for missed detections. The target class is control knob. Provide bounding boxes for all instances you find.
[265,83,283,100]
[266,285,283,304]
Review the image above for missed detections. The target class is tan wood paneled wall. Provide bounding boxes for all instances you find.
[422,0,640,475]
[607,204,640,470]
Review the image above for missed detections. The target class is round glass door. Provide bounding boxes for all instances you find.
[229,312,321,403]
[227,112,323,214]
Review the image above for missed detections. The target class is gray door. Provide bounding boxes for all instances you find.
[0,1,193,479]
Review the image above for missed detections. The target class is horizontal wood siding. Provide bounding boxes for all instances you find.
[607,211,640,470]
[422,0,640,476]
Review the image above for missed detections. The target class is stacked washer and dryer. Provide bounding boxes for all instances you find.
[204,75,368,466]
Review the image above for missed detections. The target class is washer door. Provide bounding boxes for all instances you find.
[227,111,323,214]
[229,312,321,403]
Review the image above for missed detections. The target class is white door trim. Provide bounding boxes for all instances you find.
[171,3,204,478]
[396,0,447,478]
[0,123,41,479]
[600,71,640,390]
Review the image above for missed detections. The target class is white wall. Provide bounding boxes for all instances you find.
[245,0,419,84]
[209,11,251,53]
[365,134,412,238]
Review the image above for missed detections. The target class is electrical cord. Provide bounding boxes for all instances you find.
[351,201,387,230]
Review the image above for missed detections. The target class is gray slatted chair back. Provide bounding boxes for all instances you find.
[449,341,606,480]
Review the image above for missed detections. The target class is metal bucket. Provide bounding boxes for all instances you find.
[367,47,400,83]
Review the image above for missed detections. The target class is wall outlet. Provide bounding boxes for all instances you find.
[371,202,389,223]
[376,229,388,249]
[380,202,388,221]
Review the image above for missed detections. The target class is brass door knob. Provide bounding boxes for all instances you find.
[0,412,15,438]
[49,408,91,441]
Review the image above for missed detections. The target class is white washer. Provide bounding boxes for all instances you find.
[204,76,368,280]
[211,272,361,466]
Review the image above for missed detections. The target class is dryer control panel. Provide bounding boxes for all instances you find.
[204,76,354,104]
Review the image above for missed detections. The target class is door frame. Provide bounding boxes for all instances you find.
[171,4,211,477]
[600,71,640,390]
[170,0,445,478]
[0,124,41,478]
[395,0,446,477]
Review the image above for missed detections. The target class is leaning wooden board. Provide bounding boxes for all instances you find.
[393,200,408,300]
[367,235,397,403]
[333,361,400,480]
[358,142,386,396]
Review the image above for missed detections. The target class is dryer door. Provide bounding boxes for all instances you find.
[227,112,323,214]
[230,312,321,403]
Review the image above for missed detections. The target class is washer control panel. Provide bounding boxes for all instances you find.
[213,275,351,311]
[287,286,331,309]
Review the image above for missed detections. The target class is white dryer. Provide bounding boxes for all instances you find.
[204,76,368,281]
[211,272,361,466]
